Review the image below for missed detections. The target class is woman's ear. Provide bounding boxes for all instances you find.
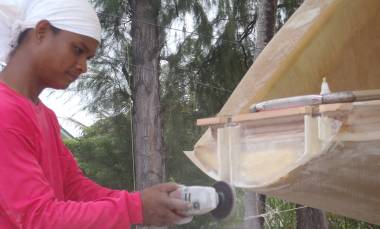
[34,20,52,43]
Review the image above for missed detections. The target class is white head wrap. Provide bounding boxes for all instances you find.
[0,0,101,64]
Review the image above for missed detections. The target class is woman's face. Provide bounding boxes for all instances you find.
[33,23,98,90]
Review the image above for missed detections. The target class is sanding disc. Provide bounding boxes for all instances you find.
[211,181,235,220]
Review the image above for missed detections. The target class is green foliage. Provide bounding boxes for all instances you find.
[65,114,134,190]
[277,0,304,30]
[264,197,297,229]
[160,64,219,228]
[73,0,132,115]
[328,213,380,229]
[164,0,256,118]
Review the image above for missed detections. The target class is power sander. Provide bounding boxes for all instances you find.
[169,181,235,224]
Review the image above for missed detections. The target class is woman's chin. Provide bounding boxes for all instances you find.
[49,81,71,90]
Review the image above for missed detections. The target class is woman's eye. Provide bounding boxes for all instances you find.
[73,46,84,55]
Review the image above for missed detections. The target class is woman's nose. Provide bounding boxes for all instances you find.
[76,57,87,73]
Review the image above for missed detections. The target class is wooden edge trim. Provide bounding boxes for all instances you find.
[232,106,308,123]
[196,116,230,126]
[197,106,308,126]
[197,102,355,126]
[318,102,353,113]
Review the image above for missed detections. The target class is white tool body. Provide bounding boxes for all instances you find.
[170,181,235,224]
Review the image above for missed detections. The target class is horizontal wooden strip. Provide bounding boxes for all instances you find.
[197,102,355,126]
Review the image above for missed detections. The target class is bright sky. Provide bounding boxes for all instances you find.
[40,89,98,137]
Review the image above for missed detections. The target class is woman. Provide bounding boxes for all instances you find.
[0,0,189,228]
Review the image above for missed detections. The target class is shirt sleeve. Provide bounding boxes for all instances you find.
[61,145,143,224]
[0,128,143,229]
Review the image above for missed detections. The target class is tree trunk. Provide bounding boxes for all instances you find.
[243,193,266,229]
[296,205,329,229]
[254,0,277,58]
[129,0,165,228]
[243,1,277,229]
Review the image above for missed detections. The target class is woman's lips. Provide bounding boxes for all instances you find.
[66,72,79,81]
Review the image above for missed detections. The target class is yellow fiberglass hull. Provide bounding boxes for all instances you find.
[185,0,380,224]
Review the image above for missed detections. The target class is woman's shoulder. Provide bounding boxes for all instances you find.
[0,84,38,131]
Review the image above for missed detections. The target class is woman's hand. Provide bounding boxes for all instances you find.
[140,183,191,226]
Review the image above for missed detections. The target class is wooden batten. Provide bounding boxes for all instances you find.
[197,102,353,127]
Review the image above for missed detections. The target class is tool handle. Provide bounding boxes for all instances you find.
[169,186,218,215]
[322,91,355,104]
[251,90,380,112]
[250,95,322,112]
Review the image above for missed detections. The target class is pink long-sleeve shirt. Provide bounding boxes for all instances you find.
[0,82,143,228]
